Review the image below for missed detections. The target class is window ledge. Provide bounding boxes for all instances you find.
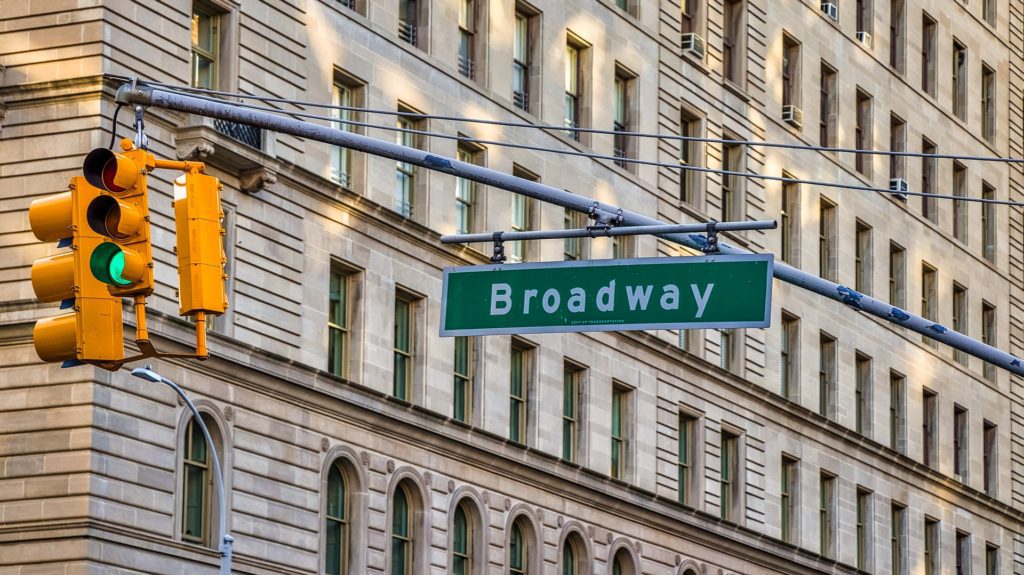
[175,114,280,193]
[722,81,750,102]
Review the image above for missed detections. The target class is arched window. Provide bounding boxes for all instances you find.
[180,412,224,547]
[560,530,588,575]
[452,502,471,574]
[391,484,413,575]
[611,548,636,575]
[562,544,576,575]
[509,519,529,574]
[325,463,349,574]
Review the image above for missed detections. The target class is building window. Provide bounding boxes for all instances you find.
[983,420,997,496]
[509,166,538,262]
[889,242,905,309]
[889,114,906,181]
[924,517,940,575]
[613,65,636,169]
[820,62,837,147]
[982,301,996,380]
[455,143,483,235]
[923,388,939,468]
[921,263,937,343]
[721,138,744,221]
[982,64,995,143]
[921,137,938,221]
[956,531,971,575]
[922,14,937,97]
[819,472,836,559]
[890,371,906,453]
[855,353,872,436]
[986,544,999,575]
[458,0,478,78]
[781,180,798,265]
[953,162,968,243]
[564,209,587,261]
[509,339,531,444]
[562,363,583,462]
[508,518,530,575]
[395,109,423,219]
[855,221,872,295]
[819,332,836,419]
[191,3,219,90]
[513,5,539,112]
[611,383,630,480]
[722,0,746,86]
[393,291,417,401]
[451,502,472,575]
[720,429,740,522]
[719,328,739,372]
[182,415,215,545]
[612,234,635,259]
[681,0,702,34]
[611,549,636,575]
[856,488,873,572]
[564,37,589,140]
[453,336,473,423]
[953,283,968,365]
[781,313,799,400]
[398,0,428,48]
[328,268,352,378]
[782,35,801,111]
[678,413,698,506]
[331,75,365,189]
[819,197,836,282]
[679,108,704,206]
[889,0,905,72]
[954,404,969,482]
[390,484,414,575]
[983,0,996,24]
[562,533,587,575]
[982,182,996,262]
[855,89,873,177]
[780,455,798,543]
[325,463,350,575]
[953,40,968,121]
[856,0,872,40]
[891,502,907,575]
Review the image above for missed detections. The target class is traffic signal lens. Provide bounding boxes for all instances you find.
[90,243,133,286]
[86,195,142,239]
[84,148,138,193]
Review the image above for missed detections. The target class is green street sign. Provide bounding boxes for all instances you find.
[440,254,773,336]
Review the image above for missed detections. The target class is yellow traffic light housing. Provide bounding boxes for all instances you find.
[82,141,155,297]
[29,179,124,368]
[174,172,228,318]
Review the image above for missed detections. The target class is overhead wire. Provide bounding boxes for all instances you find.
[104,76,1024,207]
[105,75,1024,165]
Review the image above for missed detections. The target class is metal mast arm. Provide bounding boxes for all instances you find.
[118,83,1024,376]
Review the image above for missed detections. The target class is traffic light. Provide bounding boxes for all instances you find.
[82,141,155,297]
[173,171,227,317]
[29,178,124,366]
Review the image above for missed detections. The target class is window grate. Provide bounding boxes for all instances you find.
[214,118,262,149]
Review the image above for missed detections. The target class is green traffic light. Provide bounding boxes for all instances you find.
[90,243,133,286]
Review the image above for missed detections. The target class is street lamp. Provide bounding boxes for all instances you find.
[131,365,234,574]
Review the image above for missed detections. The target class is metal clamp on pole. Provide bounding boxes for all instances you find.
[133,104,149,150]
[703,221,720,254]
[490,231,506,264]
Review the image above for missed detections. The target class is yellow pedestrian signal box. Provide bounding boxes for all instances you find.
[82,140,155,297]
[173,172,227,317]
[29,178,124,367]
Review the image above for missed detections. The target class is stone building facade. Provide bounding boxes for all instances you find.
[2,0,1024,573]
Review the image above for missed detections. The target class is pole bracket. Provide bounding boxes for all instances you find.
[133,103,149,150]
[490,232,507,264]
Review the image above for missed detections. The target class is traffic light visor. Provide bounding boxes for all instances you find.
[84,148,138,193]
[90,242,144,287]
[28,192,73,242]
[86,195,143,239]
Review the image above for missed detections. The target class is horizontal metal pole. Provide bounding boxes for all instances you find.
[121,83,1024,376]
[441,220,778,244]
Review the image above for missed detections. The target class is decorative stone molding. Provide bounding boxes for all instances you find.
[321,437,329,452]
[447,479,455,492]
[360,451,369,466]
[177,140,215,161]
[504,497,511,511]
[423,472,432,487]
[386,459,395,473]
[606,532,613,544]
[558,515,564,528]
[240,166,276,194]
[223,406,233,421]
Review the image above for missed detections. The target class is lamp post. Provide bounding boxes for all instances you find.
[131,366,233,574]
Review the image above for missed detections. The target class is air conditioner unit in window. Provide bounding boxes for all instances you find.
[782,105,803,129]
[857,31,872,48]
[821,1,839,21]
[889,178,909,200]
[681,33,706,60]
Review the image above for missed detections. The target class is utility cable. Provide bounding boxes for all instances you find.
[105,75,1024,165]
[132,86,1024,208]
